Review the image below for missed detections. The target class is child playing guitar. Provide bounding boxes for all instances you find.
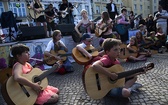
[8,44,59,105]
[90,38,144,98]
[126,36,148,62]
[44,30,74,74]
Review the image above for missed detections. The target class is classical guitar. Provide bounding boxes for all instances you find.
[114,24,130,36]
[59,7,69,18]
[0,57,52,85]
[46,16,58,23]
[0,68,12,84]
[29,8,46,19]
[83,62,154,99]
[1,63,60,105]
[95,21,113,37]
[119,44,138,59]
[44,50,72,66]
[72,46,100,65]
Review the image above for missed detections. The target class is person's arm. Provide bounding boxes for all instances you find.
[76,44,92,60]
[127,44,137,53]
[44,41,62,60]
[75,21,82,37]
[92,60,118,80]
[13,63,42,94]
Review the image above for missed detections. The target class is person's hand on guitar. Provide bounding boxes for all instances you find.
[87,53,93,60]
[109,73,118,80]
[32,82,42,94]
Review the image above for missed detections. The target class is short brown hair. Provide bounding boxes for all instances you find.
[102,38,121,52]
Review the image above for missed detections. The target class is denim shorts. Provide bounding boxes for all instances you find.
[108,87,123,97]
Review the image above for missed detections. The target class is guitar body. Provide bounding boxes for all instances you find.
[29,8,44,19]
[44,50,68,66]
[46,17,57,23]
[60,8,69,18]
[0,68,12,84]
[95,23,108,37]
[119,44,138,59]
[72,46,99,65]
[84,64,125,99]
[1,68,48,105]
[84,62,154,99]
[115,24,130,35]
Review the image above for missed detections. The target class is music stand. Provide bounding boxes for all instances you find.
[1,11,18,42]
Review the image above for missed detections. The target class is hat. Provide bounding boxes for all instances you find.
[81,33,93,41]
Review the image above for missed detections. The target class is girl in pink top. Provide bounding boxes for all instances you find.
[10,44,59,105]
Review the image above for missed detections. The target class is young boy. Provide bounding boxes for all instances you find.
[91,38,143,98]
[75,33,104,65]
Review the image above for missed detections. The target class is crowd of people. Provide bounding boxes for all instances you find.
[2,0,168,105]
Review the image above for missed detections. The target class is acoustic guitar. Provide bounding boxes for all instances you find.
[46,16,58,23]
[29,8,46,19]
[95,21,113,37]
[0,68,12,84]
[1,63,60,105]
[59,7,69,18]
[44,50,72,66]
[72,46,100,65]
[83,62,154,99]
[0,57,52,85]
[119,44,138,59]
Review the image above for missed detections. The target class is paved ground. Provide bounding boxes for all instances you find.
[0,52,168,105]
[0,36,168,105]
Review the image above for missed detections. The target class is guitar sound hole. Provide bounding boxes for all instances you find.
[108,78,117,84]
[34,77,40,83]
[87,50,92,53]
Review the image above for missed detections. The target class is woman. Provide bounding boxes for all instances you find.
[30,0,47,37]
[75,9,94,38]
[96,11,113,39]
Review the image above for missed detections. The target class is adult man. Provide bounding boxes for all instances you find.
[154,5,168,35]
[59,0,74,24]
[106,0,119,20]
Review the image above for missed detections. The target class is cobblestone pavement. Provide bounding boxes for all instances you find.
[0,53,168,105]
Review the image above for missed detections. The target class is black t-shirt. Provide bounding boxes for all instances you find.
[34,2,42,8]
[59,2,73,14]
[45,7,56,17]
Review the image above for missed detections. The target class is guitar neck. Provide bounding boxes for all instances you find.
[60,53,72,57]
[34,64,59,82]
[117,67,144,79]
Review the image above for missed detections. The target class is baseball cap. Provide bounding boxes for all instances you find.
[81,33,93,41]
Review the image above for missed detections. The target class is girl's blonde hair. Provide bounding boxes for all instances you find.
[80,9,88,19]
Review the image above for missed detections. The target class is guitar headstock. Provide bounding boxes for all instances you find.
[144,62,154,71]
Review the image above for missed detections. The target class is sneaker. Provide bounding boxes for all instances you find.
[131,83,143,92]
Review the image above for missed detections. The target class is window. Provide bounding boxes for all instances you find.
[96,5,100,14]
[134,4,137,10]
[140,5,142,10]
[0,2,5,17]
[154,0,156,3]
[8,2,27,17]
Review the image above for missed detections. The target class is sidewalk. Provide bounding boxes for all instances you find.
[0,53,168,105]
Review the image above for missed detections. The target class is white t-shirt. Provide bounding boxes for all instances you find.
[76,42,87,48]
[154,10,168,23]
[45,40,65,52]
